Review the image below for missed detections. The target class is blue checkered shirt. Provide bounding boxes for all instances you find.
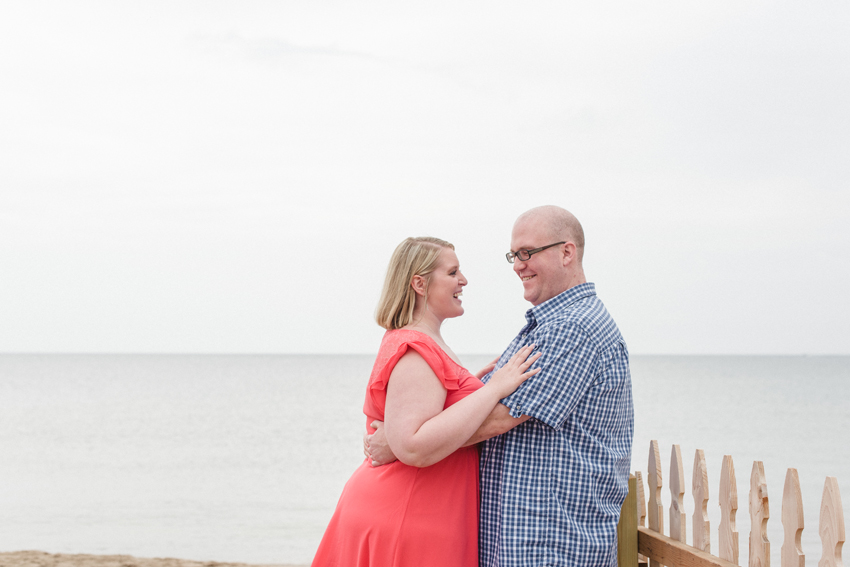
[479,283,634,567]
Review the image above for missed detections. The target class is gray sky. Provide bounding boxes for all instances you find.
[2,1,848,355]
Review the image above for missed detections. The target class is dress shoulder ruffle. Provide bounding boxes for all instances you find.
[367,329,461,396]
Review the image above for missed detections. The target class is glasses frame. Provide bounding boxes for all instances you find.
[505,241,566,264]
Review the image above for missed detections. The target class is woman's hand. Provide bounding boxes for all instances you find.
[474,357,499,380]
[485,345,541,399]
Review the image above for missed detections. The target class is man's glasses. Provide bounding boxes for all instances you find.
[505,242,565,264]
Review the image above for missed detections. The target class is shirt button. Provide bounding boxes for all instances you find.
[521,333,527,338]
[516,405,522,412]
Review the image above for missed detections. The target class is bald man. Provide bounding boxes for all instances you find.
[369,206,634,566]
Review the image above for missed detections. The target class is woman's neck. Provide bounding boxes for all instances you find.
[405,310,444,343]
[403,310,464,366]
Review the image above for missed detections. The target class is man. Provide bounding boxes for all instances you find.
[369,205,633,566]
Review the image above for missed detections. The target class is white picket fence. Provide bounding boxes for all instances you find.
[616,440,845,567]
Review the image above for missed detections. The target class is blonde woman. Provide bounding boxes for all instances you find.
[312,237,540,567]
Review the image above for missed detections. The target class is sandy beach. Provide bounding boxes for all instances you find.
[0,552,306,567]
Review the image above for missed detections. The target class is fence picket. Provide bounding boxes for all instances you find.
[781,468,805,567]
[648,440,664,567]
[670,444,687,544]
[637,470,649,565]
[749,461,771,567]
[818,476,845,567]
[694,449,711,553]
[719,455,740,565]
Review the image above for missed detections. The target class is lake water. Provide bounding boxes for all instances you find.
[0,354,847,565]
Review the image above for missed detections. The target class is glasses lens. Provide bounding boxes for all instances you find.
[506,252,515,263]
[516,250,531,261]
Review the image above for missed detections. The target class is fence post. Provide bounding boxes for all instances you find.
[781,468,804,567]
[637,470,649,565]
[618,474,638,567]
[693,449,711,553]
[670,444,686,544]
[818,476,845,567]
[719,455,739,565]
[648,440,664,567]
[637,470,647,528]
[749,461,770,567]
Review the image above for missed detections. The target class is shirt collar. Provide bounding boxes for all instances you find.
[524,282,596,327]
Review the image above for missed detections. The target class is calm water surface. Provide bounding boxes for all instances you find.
[0,354,847,564]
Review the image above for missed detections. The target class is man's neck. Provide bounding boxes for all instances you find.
[566,266,586,289]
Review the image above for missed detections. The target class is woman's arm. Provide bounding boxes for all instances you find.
[383,345,539,468]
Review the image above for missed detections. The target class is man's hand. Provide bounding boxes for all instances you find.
[365,420,398,467]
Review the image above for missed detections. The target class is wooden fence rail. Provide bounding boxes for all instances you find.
[617,440,846,567]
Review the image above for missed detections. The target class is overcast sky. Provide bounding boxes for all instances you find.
[2,1,848,355]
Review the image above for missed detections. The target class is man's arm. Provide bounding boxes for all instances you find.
[368,403,531,465]
[462,403,531,446]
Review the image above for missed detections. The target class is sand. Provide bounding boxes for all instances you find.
[0,552,306,567]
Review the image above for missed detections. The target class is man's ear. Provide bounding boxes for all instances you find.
[562,242,577,267]
[411,274,427,296]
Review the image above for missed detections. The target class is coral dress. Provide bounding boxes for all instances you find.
[312,329,484,567]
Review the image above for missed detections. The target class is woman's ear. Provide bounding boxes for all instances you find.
[411,274,427,296]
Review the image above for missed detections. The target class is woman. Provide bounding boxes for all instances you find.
[312,237,540,567]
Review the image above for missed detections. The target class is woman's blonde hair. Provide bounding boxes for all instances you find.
[375,236,454,330]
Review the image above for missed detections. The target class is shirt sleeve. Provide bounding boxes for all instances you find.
[500,322,600,430]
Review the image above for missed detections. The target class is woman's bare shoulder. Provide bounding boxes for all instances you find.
[391,348,438,380]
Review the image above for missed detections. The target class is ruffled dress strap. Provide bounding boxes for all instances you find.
[367,329,461,417]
